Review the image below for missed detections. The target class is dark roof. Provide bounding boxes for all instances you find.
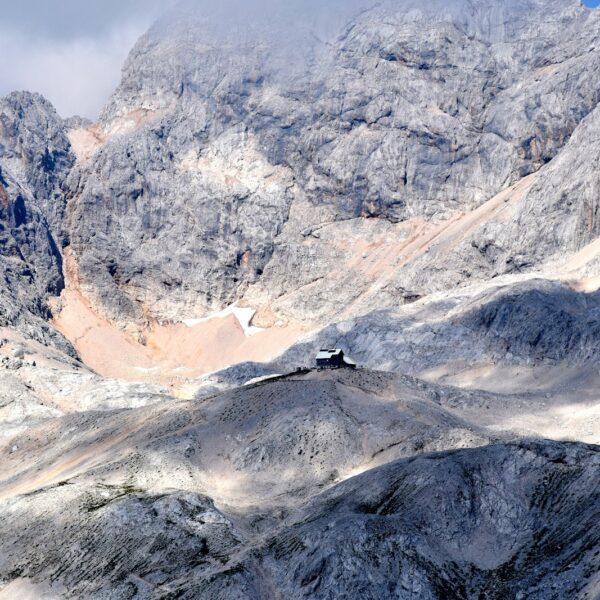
[315,348,343,360]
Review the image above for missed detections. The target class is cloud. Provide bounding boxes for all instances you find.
[2,0,596,120]
[0,0,174,42]
[0,0,372,119]
[0,0,176,119]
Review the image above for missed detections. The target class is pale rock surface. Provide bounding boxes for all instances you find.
[63,0,600,327]
[0,1,600,598]
[0,371,598,598]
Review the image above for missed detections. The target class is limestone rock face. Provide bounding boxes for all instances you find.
[0,92,73,243]
[2,2,600,598]
[478,103,600,273]
[63,0,600,325]
[0,92,75,353]
[2,0,600,334]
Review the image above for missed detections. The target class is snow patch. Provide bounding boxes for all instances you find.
[183,304,264,337]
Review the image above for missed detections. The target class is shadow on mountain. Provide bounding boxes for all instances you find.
[280,278,600,376]
[457,279,600,364]
[1,439,599,599]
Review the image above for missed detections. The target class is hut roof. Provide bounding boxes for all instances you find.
[316,349,343,360]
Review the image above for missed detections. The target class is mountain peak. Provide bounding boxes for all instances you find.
[2,2,600,597]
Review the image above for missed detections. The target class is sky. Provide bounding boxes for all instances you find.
[0,0,598,120]
[0,0,176,119]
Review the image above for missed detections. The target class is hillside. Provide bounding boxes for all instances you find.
[0,0,600,597]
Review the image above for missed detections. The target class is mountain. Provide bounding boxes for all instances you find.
[1,370,599,599]
[1,0,600,598]
[0,93,75,353]
[62,0,600,328]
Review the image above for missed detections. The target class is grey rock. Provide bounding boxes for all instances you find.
[280,277,600,375]
[0,92,77,355]
[0,416,597,598]
[260,440,600,600]
[65,0,600,325]
[1,3,600,597]
[62,115,93,131]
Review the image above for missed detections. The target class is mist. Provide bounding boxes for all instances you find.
[1,0,597,120]
[0,0,176,119]
[172,0,373,32]
[0,0,376,120]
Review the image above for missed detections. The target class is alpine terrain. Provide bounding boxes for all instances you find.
[0,0,600,598]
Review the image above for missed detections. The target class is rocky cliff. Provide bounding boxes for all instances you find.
[1,1,600,598]
[0,92,75,354]
[59,0,600,329]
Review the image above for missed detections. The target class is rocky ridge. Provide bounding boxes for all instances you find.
[0,370,598,599]
[0,93,76,354]
[60,0,600,329]
[0,0,600,598]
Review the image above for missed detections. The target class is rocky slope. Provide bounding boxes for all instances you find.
[0,371,598,599]
[61,0,600,329]
[281,276,600,375]
[1,0,600,598]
